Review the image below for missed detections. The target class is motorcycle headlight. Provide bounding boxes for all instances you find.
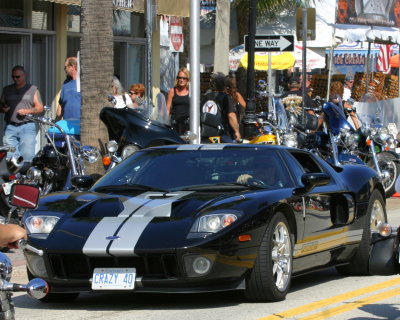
[82,146,100,164]
[282,133,298,148]
[378,128,389,143]
[188,212,242,239]
[122,145,140,159]
[106,140,118,153]
[344,132,356,148]
[26,167,42,184]
[25,216,60,237]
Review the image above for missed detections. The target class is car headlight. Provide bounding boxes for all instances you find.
[106,140,118,153]
[82,146,100,163]
[282,133,297,148]
[25,216,60,236]
[188,212,241,238]
[122,144,140,159]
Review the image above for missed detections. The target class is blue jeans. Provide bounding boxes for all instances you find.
[3,122,37,162]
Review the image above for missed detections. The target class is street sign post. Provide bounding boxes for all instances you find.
[244,34,294,52]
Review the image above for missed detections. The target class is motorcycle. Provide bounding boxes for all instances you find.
[0,146,28,225]
[22,114,100,195]
[0,183,49,320]
[301,101,365,167]
[100,106,195,171]
[353,112,400,197]
[248,97,299,148]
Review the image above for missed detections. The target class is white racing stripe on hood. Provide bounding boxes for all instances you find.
[83,196,150,256]
[83,191,193,257]
[109,191,193,256]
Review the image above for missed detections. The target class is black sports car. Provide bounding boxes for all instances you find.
[23,144,387,302]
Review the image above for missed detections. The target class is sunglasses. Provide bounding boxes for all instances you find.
[129,91,139,95]
[177,76,188,80]
[12,75,21,79]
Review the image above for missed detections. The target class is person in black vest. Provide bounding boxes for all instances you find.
[209,72,241,142]
[166,67,190,135]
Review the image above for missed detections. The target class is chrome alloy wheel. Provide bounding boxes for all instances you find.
[370,199,386,231]
[271,221,292,291]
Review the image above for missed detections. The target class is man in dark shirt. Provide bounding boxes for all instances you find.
[211,73,241,142]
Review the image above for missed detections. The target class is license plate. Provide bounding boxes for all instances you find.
[92,268,136,290]
[396,148,400,154]
[2,182,13,196]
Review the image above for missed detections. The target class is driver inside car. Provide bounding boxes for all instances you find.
[236,160,283,188]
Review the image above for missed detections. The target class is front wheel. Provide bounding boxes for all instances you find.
[367,152,400,198]
[244,212,293,302]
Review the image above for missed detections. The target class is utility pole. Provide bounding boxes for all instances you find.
[243,0,258,139]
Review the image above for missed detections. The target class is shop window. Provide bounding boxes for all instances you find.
[67,5,80,33]
[0,0,24,28]
[113,11,144,37]
[32,0,53,30]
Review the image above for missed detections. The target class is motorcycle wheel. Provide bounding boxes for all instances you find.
[367,152,400,198]
[0,290,14,320]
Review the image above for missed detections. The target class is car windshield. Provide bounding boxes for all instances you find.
[92,147,291,192]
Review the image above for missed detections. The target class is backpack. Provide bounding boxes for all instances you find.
[200,92,224,137]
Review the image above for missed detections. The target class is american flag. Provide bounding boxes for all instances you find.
[376,44,393,73]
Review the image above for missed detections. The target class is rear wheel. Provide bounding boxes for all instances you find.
[337,190,386,275]
[244,212,293,302]
[27,269,79,303]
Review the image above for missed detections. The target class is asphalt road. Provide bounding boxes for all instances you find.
[5,197,400,320]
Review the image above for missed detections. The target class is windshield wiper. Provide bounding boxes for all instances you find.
[180,182,264,191]
[94,184,168,193]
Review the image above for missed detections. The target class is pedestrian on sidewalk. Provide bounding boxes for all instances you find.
[0,65,44,162]
[56,57,82,121]
[166,67,190,135]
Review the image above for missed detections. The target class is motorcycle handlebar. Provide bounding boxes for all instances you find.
[25,114,65,135]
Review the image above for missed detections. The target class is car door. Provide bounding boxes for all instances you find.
[284,150,355,264]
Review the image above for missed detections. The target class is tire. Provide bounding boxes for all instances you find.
[244,212,293,302]
[0,290,14,320]
[337,189,387,276]
[27,269,79,303]
[367,152,400,198]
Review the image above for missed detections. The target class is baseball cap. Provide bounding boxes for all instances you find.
[345,75,354,81]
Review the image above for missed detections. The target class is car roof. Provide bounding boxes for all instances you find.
[146,143,294,152]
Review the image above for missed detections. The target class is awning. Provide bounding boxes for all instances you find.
[239,52,296,71]
[334,26,400,45]
[40,0,189,17]
[40,0,80,5]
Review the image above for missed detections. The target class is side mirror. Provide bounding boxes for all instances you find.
[293,172,330,195]
[9,184,40,209]
[71,175,96,190]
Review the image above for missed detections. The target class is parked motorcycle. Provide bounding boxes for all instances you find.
[22,115,100,195]
[354,113,400,197]
[0,146,28,225]
[100,106,195,171]
[301,101,365,168]
[0,184,48,320]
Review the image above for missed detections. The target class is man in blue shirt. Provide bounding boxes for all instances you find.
[56,57,81,120]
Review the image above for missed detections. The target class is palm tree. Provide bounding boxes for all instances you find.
[80,0,114,174]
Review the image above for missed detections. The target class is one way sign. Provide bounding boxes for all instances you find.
[244,35,294,52]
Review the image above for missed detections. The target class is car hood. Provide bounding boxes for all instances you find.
[28,189,258,255]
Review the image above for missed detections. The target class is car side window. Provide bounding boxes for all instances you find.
[284,151,325,185]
